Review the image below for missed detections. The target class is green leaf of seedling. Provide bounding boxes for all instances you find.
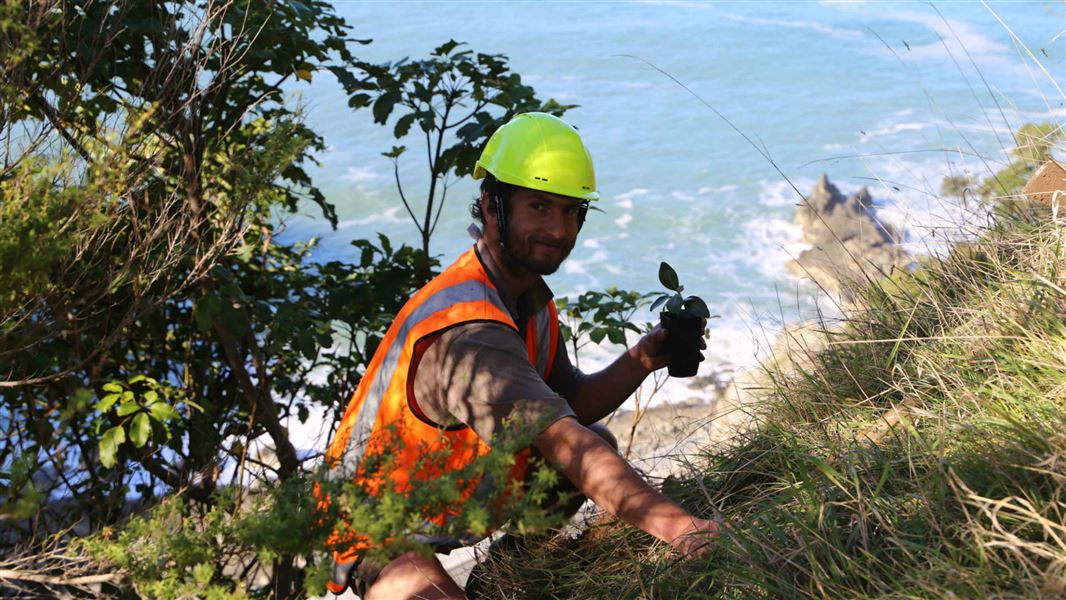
[665,294,683,314]
[658,262,681,292]
[143,390,159,404]
[295,68,313,82]
[130,413,150,448]
[683,296,712,319]
[607,328,626,345]
[96,393,120,414]
[102,382,123,393]
[649,294,669,312]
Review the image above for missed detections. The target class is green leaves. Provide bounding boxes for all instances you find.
[555,288,653,365]
[94,376,186,469]
[654,261,714,319]
[130,413,151,448]
[683,296,713,319]
[339,40,576,265]
[659,261,682,292]
[372,89,401,124]
[99,426,125,468]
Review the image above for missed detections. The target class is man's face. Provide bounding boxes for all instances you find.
[494,187,583,276]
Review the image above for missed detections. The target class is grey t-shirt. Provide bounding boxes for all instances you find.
[410,322,579,443]
[409,237,587,444]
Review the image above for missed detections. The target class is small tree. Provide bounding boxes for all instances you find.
[334,40,574,280]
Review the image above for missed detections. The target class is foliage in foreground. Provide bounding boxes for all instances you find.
[476,187,1065,595]
[76,423,570,599]
[1,1,578,597]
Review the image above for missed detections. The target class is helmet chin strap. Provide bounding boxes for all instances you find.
[577,200,590,231]
[493,193,509,249]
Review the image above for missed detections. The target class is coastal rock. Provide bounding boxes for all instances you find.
[789,175,910,302]
[1021,159,1065,205]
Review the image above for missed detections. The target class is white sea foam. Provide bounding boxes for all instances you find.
[670,190,696,203]
[859,122,930,143]
[757,177,816,207]
[697,184,738,194]
[614,188,650,210]
[725,14,863,40]
[562,248,610,289]
[882,9,1011,65]
[336,206,404,229]
[342,165,380,184]
[741,216,809,279]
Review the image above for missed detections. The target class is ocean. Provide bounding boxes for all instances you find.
[280,0,1064,431]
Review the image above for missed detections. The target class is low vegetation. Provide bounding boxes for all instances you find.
[476,132,1065,598]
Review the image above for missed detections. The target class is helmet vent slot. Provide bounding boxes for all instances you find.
[534,176,549,182]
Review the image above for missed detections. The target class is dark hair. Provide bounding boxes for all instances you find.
[469,174,519,224]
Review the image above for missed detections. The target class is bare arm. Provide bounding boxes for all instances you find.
[567,327,669,423]
[534,415,717,555]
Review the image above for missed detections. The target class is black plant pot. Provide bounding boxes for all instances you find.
[660,312,704,377]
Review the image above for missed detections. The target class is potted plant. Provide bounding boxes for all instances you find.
[650,262,714,377]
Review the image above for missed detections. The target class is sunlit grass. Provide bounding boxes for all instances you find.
[475,191,1065,598]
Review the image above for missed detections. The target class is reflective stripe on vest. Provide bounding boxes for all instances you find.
[328,278,510,479]
[323,246,559,560]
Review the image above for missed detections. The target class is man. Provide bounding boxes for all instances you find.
[324,112,719,599]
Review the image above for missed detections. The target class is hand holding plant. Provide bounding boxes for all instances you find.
[651,262,716,377]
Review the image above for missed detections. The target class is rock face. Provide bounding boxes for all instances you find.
[1021,159,1065,205]
[789,174,909,301]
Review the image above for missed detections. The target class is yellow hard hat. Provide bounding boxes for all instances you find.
[473,112,599,201]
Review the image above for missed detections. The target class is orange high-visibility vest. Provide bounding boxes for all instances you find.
[322,246,559,562]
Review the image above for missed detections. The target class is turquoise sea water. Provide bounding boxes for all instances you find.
[281,1,1064,413]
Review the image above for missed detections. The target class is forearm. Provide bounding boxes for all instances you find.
[569,347,651,424]
[535,417,695,545]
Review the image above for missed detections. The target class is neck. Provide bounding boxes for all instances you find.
[478,237,538,299]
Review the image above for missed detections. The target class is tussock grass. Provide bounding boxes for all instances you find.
[478,201,1066,599]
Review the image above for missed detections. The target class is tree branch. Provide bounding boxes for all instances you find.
[212,322,299,478]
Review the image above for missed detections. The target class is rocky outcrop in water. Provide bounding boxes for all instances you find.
[789,174,910,302]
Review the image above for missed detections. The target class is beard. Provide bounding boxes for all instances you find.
[502,233,575,276]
